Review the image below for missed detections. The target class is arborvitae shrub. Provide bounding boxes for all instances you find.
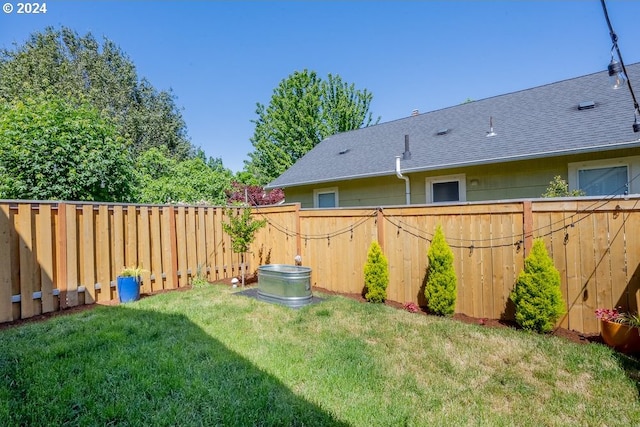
[364,241,389,303]
[510,238,566,333]
[424,225,457,316]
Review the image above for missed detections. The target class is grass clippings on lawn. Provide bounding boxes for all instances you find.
[1,284,639,426]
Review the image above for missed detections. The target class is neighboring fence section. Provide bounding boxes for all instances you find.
[2,198,639,334]
[0,202,242,323]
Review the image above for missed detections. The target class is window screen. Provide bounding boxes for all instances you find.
[317,192,336,208]
[578,166,628,196]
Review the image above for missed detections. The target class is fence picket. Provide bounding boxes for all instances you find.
[81,205,96,304]
[96,205,111,302]
[138,207,152,293]
[0,204,14,322]
[17,205,38,318]
[37,205,55,313]
[150,207,163,292]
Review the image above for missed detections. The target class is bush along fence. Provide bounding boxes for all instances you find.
[1,197,640,335]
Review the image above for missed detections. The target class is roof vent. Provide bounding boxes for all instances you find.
[436,128,450,136]
[411,109,419,116]
[403,135,411,160]
[486,116,497,137]
[578,101,595,110]
[338,148,350,155]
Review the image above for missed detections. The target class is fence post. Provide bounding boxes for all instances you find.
[377,208,385,251]
[295,203,302,258]
[522,200,534,257]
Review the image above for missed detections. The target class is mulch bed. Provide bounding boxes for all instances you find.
[310,286,602,346]
[0,276,602,347]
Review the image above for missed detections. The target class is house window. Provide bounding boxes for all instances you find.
[578,166,628,196]
[314,187,338,208]
[568,158,634,197]
[426,174,466,203]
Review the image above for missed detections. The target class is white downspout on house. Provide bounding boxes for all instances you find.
[395,156,410,205]
[395,134,411,205]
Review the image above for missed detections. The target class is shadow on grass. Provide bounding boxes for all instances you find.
[612,352,640,398]
[0,304,348,426]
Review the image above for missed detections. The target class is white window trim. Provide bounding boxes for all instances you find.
[568,157,635,195]
[313,187,339,208]
[425,174,466,204]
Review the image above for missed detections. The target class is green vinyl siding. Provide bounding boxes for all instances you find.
[280,148,640,208]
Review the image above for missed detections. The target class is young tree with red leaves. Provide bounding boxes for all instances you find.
[226,181,284,206]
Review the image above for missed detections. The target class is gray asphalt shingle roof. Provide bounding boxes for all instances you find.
[268,64,640,189]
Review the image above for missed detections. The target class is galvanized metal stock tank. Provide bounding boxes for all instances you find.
[257,264,312,308]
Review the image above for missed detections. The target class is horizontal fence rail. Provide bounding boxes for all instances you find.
[2,198,639,334]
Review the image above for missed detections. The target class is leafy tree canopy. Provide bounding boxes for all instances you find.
[0,96,137,202]
[245,69,379,185]
[0,26,192,159]
[136,147,233,204]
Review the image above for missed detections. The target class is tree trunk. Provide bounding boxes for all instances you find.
[241,252,246,287]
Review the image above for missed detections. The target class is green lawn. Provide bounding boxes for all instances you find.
[1,284,639,426]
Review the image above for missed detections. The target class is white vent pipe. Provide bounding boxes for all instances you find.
[395,156,410,205]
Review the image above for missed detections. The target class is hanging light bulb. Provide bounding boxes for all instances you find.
[608,57,627,90]
[601,0,640,133]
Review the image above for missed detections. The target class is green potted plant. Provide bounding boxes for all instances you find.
[117,266,146,303]
[595,307,640,353]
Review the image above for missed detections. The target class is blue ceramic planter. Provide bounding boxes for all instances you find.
[117,276,140,303]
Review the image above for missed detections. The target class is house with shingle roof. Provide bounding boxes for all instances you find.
[266,64,640,208]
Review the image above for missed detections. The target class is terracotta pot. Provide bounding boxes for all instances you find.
[600,319,640,353]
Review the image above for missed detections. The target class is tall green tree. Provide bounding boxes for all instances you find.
[0,26,192,159]
[0,96,136,202]
[136,147,233,204]
[245,70,379,185]
[322,73,377,136]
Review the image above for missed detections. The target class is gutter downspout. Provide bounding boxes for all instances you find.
[395,156,410,205]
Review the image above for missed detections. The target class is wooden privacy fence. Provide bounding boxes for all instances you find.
[0,201,246,323]
[252,198,640,335]
[2,198,640,334]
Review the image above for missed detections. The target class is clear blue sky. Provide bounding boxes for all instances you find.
[2,1,640,173]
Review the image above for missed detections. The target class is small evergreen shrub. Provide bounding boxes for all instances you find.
[510,238,566,333]
[424,225,457,316]
[364,241,389,303]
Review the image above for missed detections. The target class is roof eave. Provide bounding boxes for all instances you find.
[267,139,640,189]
